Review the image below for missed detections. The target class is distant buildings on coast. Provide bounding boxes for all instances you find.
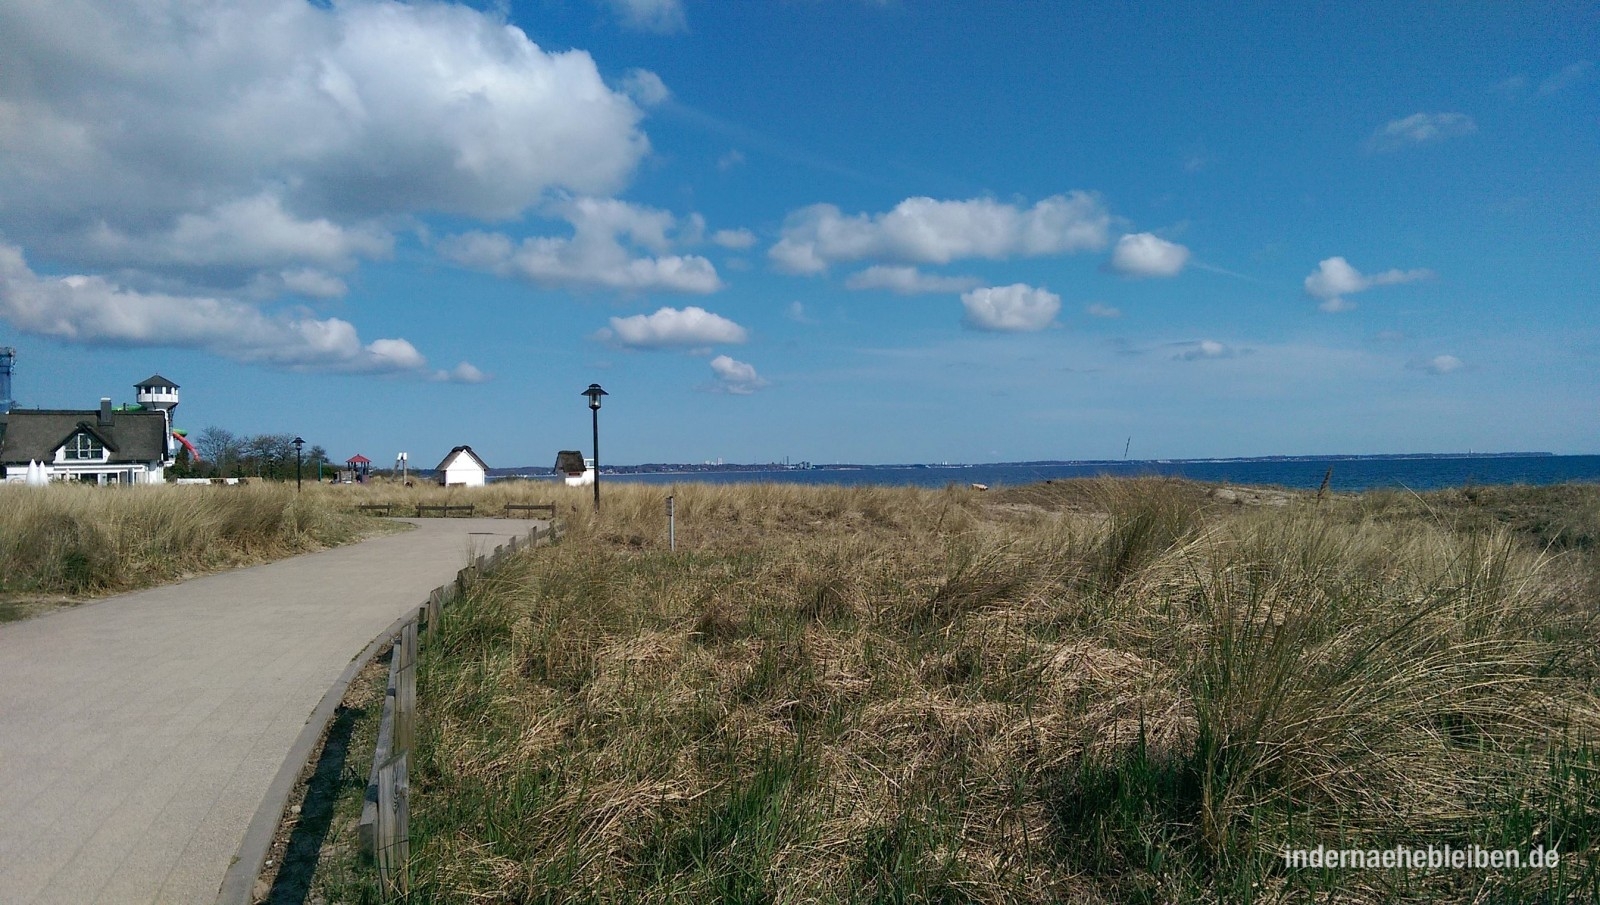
[0,375,181,485]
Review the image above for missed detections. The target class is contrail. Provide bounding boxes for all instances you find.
[1192,261,1275,287]
[658,100,892,190]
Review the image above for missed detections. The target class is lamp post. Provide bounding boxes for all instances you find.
[581,383,608,512]
[293,436,304,491]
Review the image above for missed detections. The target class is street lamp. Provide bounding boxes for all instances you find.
[581,383,608,512]
[293,436,304,491]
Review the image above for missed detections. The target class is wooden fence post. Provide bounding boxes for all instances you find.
[375,750,410,896]
[395,620,417,755]
[425,588,443,635]
[361,522,560,893]
[358,638,401,858]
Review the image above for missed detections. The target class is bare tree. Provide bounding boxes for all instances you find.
[191,427,325,482]
[194,426,240,477]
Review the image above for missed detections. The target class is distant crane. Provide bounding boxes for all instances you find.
[0,347,14,414]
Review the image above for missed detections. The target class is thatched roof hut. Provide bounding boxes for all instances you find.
[554,450,586,476]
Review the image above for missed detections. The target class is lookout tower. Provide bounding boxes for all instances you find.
[135,374,179,414]
[135,374,180,458]
[0,347,14,414]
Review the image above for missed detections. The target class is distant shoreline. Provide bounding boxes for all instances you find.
[487,451,1564,479]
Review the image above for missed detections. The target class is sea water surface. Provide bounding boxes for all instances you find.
[599,455,1600,493]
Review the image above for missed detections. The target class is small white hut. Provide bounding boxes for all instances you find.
[554,450,592,487]
[435,445,489,487]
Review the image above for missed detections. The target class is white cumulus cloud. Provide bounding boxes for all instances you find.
[711,228,758,250]
[437,362,489,384]
[1411,354,1465,375]
[1369,113,1477,151]
[603,0,687,33]
[0,0,650,291]
[708,355,768,394]
[278,268,350,300]
[844,265,982,294]
[80,192,392,275]
[596,306,749,350]
[960,284,1061,333]
[1108,233,1190,278]
[439,199,722,294]
[1495,74,1532,94]
[0,243,474,379]
[1304,257,1432,312]
[1539,61,1592,95]
[620,68,671,107]
[770,193,1110,274]
[1175,339,1236,361]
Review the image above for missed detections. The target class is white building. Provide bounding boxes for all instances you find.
[0,398,173,485]
[554,450,593,486]
[0,375,182,485]
[563,459,595,487]
[435,445,489,487]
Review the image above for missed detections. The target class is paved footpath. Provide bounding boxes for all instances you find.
[0,518,540,905]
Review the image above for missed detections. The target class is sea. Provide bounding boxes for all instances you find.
[582,455,1600,494]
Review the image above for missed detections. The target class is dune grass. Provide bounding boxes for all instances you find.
[0,475,581,615]
[312,478,1600,903]
[0,482,375,609]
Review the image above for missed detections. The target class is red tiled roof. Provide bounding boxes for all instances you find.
[346,454,371,464]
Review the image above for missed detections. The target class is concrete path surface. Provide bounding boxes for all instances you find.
[0,518,542,905]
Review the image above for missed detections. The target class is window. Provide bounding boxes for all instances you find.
[65,432,105,460]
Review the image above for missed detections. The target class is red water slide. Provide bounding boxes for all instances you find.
[173,431,201,461]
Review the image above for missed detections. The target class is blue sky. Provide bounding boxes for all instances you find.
[0,0,1594,467]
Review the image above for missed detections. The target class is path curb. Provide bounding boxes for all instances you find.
[215,611,412,905]
[214,522,548,905]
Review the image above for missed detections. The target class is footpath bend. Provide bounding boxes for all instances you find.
[0,517,540,905]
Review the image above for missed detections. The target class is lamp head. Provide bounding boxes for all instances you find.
[582,383,608,410]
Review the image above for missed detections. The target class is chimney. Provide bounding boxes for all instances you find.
[99,397,113,427]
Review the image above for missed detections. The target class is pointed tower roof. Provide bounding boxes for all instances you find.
[435,445,489,473]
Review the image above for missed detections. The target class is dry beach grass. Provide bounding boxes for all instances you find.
[0,482,373,617]
[305,478,1600,904]
[0,474,596,618]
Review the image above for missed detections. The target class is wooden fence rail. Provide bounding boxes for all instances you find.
[357,520,558,898]
[358,502,561,519]
[416,504,475,518]
[356,658,399,857]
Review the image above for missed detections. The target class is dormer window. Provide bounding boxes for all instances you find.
[66,432,105,460]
